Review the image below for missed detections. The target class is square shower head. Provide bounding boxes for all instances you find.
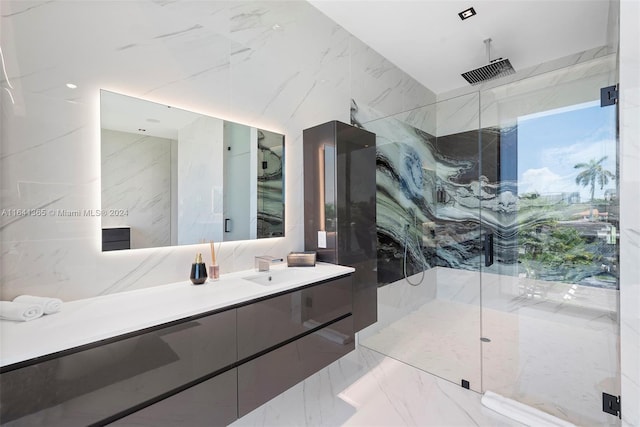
[461,58,515,85]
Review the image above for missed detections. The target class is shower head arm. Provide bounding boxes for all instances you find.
[484,38,493,63]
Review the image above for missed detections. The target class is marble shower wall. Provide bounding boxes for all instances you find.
[355,53,620,287]
[437,45,617,103]
[619,0,640,425]
[0,0,435,300]
[351,100,439,284]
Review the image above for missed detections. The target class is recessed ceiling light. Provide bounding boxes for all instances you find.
[66,83,77,89]
[272,24,281,30]
[458,7,476,20]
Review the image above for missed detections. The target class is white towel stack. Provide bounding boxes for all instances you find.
[0,295,63,322]
[13,295,63,315]
[0,301,43,322]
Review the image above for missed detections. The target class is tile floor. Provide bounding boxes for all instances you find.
[358,268,620,426]
[232,267,620,426]
[230,345,524,427]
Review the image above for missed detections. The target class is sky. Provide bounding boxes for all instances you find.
[516,100,617,202]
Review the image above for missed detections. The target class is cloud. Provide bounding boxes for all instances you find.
[520,167,566,195]
[529,138,616,200]
[542,139,616,171]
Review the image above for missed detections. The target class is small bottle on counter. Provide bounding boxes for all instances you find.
[209,241,219,282]
[209,264,219,281]
[190,253,207,285]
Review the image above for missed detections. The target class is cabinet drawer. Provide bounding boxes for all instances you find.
[0,309,236,426]
[237,316,354,417]
[110,369,237,427]
[237,275,352,360]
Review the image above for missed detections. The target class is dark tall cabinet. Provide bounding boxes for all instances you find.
[303,121,377,331]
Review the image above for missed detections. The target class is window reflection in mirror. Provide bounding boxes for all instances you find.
[100,90,285,251]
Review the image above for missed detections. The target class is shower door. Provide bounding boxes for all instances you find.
[479,58,620,426]
[354,94,484,393]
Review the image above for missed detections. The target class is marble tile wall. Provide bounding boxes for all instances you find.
[437,54,618,136]
[438,45,615,103]
[0,0,435,301]
[619,1,640,425]
[351,101,440,284]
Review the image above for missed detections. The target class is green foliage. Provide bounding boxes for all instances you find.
[520,191,540,200]
[519,223,593,268]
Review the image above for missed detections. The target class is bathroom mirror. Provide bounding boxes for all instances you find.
[100,90,284,251]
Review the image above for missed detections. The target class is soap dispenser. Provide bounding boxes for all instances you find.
[190,253,208,285]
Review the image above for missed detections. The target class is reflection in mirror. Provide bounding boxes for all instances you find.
[257,129,284,238]
[100,90,284,251]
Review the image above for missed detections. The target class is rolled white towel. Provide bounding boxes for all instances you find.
[0,301,44,322]
[13,295,63,315]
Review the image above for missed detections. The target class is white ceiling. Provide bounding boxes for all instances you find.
[308,0,612,94]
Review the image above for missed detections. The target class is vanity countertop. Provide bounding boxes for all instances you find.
[0,263,354,368]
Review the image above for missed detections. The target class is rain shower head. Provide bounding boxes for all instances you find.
[461,58,515,85]
[461,38,515,85]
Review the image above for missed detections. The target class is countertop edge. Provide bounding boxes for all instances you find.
[0,263,355,368]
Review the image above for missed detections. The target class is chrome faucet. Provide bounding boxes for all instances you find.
[255,255,284,272]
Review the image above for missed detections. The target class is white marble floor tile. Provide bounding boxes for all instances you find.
[360,299,482,393]
[359,296,619,426]
[231,346,524,427]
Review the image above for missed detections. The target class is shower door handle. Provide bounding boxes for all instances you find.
[484,233,494,267]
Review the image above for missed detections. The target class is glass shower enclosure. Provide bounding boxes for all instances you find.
[357,53,620,426]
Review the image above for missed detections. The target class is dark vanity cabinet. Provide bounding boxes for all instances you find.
[0,274,353,426]
[236,276,353,416]
[238,316,352,416]
[111,370,238,427]
[0,309,237,427]
[237,275,352,359]
[303,121,377,331]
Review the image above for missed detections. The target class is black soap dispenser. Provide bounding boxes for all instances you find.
[190,253,208,285]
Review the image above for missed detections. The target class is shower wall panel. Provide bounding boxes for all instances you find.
[351,101,439,285]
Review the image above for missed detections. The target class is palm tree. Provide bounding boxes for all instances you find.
[574,156,615,220]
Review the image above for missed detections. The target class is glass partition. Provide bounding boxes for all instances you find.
[356,54,619,426]
[356,94,483,392]
[479,56,620,426]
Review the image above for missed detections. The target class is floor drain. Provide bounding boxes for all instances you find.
[480,337,491,342]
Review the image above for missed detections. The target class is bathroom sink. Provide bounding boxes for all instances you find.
[243,268,304,286]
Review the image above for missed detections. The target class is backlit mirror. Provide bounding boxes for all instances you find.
[100,90,284,251]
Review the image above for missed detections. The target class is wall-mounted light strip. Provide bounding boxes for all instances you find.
[458,7,476,20]
[318,145,325,230]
